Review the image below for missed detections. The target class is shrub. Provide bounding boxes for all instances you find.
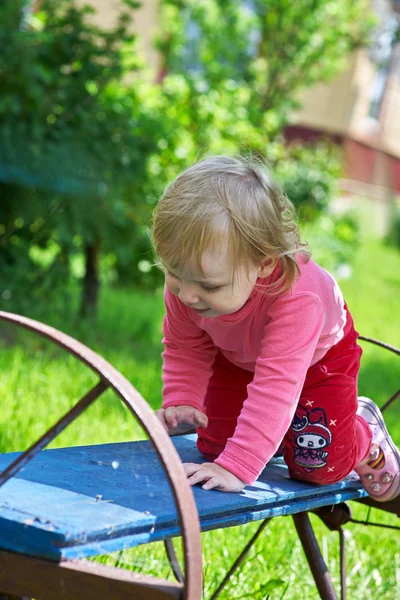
[272,141,343,222]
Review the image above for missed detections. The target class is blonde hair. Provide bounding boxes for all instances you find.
[151,155,310,295]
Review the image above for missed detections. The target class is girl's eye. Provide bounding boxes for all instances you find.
[201,285,221,293]
[166,270,221,292]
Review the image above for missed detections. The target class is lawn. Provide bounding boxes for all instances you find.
[1,223,400,599]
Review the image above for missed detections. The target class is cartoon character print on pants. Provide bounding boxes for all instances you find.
[290,405,333,472]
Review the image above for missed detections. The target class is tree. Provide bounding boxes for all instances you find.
[0,0,161,316]
[0,0,374,317]
[155,0,373,151]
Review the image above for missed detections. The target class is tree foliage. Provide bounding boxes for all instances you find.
[156,0,373,144]
[0,0,161,314]
[0,0,373,316]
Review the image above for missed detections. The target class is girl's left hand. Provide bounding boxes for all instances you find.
[183,462,245,492]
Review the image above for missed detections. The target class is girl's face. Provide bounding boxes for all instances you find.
[164,246,275,318]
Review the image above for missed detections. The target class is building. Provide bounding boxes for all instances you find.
[290,0,400,206]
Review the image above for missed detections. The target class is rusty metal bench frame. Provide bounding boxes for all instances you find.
[0,311,399,600]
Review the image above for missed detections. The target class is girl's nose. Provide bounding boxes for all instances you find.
[178,283,200,305]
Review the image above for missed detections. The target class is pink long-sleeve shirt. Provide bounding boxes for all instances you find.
[161,257,347,484]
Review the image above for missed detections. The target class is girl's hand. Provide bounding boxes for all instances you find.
[156,405,208,435]
[183,462,246,493]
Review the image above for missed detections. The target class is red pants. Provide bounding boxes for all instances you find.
[197,309,372,485]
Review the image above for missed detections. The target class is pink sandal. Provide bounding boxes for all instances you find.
[355,397,400,502]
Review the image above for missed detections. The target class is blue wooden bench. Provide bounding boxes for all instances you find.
[0,311,399,600]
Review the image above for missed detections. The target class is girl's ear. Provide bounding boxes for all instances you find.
[257,257,278,278]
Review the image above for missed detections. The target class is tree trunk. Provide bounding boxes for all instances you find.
[79,240,100,318]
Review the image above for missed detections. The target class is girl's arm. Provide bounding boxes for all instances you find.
[161,287,217,412]
[214,291,325,484]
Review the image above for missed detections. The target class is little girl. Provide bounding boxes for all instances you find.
[152,155,400,501]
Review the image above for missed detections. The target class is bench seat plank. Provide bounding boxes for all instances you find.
[0,435,367,561]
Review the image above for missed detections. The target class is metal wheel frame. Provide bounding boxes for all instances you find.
[0,311,203,600]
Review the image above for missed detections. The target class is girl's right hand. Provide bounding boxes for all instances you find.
[156,405,208,435]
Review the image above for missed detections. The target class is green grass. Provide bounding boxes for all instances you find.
[340,237,400,437]
[0,286,166,452]
[1,227,400,599]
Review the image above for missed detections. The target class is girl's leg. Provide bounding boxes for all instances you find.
[196,351,252,460]
[284,369,371,485]
[284,311,400,501]
[284,311,371,486]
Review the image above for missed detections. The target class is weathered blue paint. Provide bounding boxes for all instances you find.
[0,435,367,561]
